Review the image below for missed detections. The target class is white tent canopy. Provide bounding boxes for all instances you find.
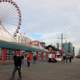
[0,24,16,42]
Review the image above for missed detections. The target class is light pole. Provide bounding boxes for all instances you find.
[61,33,63,49]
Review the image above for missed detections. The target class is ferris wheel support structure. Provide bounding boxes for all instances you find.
[0,0,22,37]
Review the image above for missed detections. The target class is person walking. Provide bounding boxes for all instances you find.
[33,55,36,64]
[62,53,66,64]
[23,54,27,66]
[26,54,30,68]
[69,55,72,63]
[10,51,24,80]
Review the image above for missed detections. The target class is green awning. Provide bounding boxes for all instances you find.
[0,40,48,52]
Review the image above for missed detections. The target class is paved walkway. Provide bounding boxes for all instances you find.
[0,58,80,80]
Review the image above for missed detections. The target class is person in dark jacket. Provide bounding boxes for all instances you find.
[10,51,24,80]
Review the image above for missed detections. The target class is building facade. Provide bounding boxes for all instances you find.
[63,42,75,56]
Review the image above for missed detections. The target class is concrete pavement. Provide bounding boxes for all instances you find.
[0,58,80,80]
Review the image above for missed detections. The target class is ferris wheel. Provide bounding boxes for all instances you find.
[0,0,21,37]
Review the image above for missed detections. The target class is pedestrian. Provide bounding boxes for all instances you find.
[62,53,66,63]
[23,54,27,66]
[65,56,68,63]
[10,51,24,80]
[27,54,31,68]
[48,53,52,62]
[33,55,36,64]
[69,56,72,63]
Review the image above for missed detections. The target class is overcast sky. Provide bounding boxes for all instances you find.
[16,0,80,46]
[12,0,80,51]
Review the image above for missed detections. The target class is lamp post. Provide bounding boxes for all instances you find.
[61,33,63,49]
